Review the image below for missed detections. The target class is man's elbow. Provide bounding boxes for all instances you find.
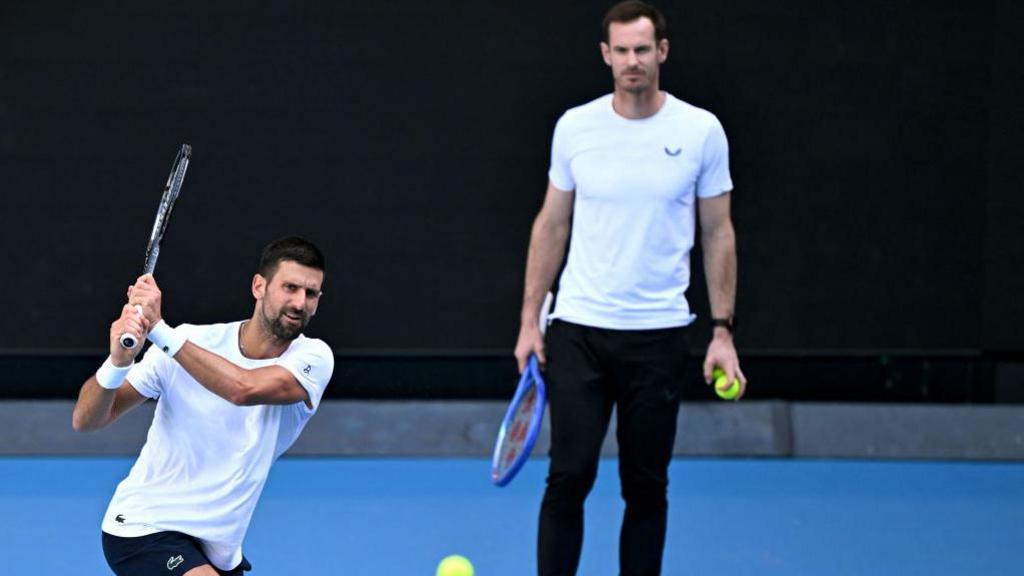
[227,385,256,406]
[72,410,104,433]
[534,220,570,249]
[702,221,735,247]
[227,379,266,407]
[229,379,305,407]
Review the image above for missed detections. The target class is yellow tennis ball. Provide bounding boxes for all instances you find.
[712,368,741,400]
[436,555,474,576]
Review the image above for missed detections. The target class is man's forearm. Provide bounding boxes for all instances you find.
[71,377,118,431]
[702,221,737,320]
[521,217,569,324]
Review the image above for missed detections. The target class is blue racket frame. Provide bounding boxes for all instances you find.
[491,355,547,487]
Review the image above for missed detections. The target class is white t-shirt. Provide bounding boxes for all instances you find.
[101,321,334,570]
[548,93,733,330]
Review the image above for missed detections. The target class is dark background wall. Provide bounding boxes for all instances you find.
[1,1,1020,397]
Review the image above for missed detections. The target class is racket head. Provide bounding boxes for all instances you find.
[491,355,547,487]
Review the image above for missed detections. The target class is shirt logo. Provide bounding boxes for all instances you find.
[664,146,682,157]
[167,555,184,570]
[303,364,312,375]
[114,514,125,523]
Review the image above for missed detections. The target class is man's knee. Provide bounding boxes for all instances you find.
[621,474,668,510]
[184,565,220,576]
[544,464,600,504]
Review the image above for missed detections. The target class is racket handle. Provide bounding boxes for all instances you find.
[118,305,145,350]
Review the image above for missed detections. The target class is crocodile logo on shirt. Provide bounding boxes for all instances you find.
[167,555,184,570]
[664,147,682,156]
[115,514,125,523]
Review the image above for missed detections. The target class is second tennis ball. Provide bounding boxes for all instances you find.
[436,555,474,576]
[712,368,741,400]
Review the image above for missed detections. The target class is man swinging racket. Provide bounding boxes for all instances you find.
[73,237,333,575]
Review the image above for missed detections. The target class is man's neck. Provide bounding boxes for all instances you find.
[239,317,290,359]
[612,88,665,120]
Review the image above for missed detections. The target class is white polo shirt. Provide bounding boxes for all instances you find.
[548,93,733,330]
[101,321,334,571]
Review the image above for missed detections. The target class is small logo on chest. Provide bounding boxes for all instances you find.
[664,147,682,157]
[167,555,185,570]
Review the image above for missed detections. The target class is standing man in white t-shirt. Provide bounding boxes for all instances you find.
[513,2,747,574]
[73,236,334,576]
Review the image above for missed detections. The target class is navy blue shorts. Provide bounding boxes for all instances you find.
[102,531,251,575]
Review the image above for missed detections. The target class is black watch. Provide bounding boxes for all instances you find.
[710,317,736,333]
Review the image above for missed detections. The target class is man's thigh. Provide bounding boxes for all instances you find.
[609,326,689,473]
[545,321,616,470]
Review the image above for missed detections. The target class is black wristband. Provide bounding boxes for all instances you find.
[711,317,736,332]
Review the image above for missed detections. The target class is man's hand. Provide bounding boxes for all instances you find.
[702,332,747,400]
[514,322,546,374]
[127,274,164,326]
[110,303,150,365]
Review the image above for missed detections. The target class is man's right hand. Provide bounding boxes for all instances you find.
[514,322,546,374]
[110,303,150,366]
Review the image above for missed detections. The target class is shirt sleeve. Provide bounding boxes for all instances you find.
[274,338,334,413]
[696,115,734,198]
[126,343,170,399]
[547,115,575,192]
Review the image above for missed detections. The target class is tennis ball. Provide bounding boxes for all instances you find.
[436,555,474,576]
[712,368,741,401]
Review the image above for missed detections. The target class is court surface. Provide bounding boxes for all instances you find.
[2,457,1021,575]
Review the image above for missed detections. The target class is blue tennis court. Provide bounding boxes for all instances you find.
[3,457,1021,574]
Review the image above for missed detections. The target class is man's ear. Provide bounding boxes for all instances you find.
[657,38,669,64]
[601,42,612,66]
[252,274,266,300]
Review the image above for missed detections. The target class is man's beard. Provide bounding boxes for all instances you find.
[261,303,307,341]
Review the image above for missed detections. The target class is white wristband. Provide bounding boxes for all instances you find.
[148,320,187,357]
[96,356,132,390]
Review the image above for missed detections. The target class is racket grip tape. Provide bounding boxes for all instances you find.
[117,305,145,350]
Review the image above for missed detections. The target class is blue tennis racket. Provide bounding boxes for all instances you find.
[491,354,546,487]
[491,292,553,487]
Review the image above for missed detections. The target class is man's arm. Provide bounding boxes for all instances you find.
[128,275,312,408]
[72,379,149,432]
[700,192,737,325]
[513,181,574,372]
[172,342,311,408]
[72,304,151,432]
[698,192,746,395]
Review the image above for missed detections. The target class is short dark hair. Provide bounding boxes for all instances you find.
[258,236,325,279]
[602,1,669,43]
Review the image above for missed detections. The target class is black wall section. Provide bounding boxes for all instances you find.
[0,351,993,403]
[0,0,1017,355]
[984,0,1024,352]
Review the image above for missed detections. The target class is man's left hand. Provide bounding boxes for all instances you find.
[127,274,164,326]
[702,333,747,400]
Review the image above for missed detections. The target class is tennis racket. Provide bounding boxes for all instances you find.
[118,144,191,349]
[491,292,553,487]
